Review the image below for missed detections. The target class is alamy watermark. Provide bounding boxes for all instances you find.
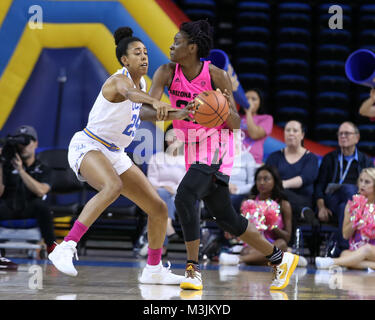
[28,5,43,29]
[328,5,344,30]
[28,265,43,290]
[328,265,343,290]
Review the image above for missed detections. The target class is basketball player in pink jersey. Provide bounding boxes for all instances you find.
[141,20,299,291]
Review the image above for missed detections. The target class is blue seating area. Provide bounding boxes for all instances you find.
[173,1,375,155]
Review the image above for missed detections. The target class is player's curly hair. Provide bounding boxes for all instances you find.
[114,26,143,66]
[179,20,213,58]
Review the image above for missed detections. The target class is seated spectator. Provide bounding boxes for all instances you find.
[359,88,375,119]
[266,120,319,229]
[141,126,186,256]
[229,149,256,213]
[316,168,375,269]
[0,125,56,256]
[240,88,273,165]
[315,121,374,255]
[219,165,308,267]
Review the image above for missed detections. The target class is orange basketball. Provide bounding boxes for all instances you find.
[193,90,230,128]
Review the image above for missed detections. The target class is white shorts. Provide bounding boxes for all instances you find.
[67,131,133,182]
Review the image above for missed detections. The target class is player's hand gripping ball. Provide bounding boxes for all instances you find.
[193,90,230,128]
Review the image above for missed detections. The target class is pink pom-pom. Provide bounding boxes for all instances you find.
[263,200,281,230]
[349,194,368,229]
[240,199,267,231]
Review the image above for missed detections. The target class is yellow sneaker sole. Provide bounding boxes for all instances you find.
[180,282,203,290]
[270,254,299,290]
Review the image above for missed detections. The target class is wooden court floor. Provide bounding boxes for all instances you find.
[1,249,375,301]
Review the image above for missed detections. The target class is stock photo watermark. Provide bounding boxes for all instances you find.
[28,5,43,29]
[328,5,344,30]
[328,265,343,290]
[28,265,43,290]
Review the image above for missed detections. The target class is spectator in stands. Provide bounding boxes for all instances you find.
[316,168,375,270]
[240,89,273,165]
[143,126,186,256]
[359,88,375,119]
[315,121,374,256]
[229,147,256,213]
[219,164,308,267]
[0,125,56,256]
[266,120,319,229]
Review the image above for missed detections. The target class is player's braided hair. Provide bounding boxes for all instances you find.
[114,27,143,66]
[180,20,213,58]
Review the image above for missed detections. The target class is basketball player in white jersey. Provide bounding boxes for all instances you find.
[48,27,191,284]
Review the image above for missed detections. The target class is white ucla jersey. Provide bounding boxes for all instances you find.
[84,67,146,149]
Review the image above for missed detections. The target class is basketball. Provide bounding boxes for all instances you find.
[193,90,230,128]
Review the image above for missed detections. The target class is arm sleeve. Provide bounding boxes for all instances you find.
[257,115,273,136]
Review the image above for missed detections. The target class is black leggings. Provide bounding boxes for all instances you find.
[175,167,248,242]
[0,199,56,246]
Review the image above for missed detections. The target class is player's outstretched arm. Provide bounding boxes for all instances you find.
[140,64,194,121]
[103,74,172,119]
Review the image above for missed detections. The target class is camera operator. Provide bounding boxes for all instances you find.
[0,125,56,257]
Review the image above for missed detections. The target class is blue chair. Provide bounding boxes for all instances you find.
[317,44,350,61]
[276,106,309,123]
[0,219,44,259]
[359,29,375,46]
[236,12,270,27]
[37,149,85,218]
[360,4,375,14]
[238,73,268,91]
[181,0,216,10]
[184,9,216,22]
[278,13,311,28]
[236,26,270,42]
[236,1,270,12]
[360,15,375,31]
[358,124,375,141]
[358,141,375,156]
[319,29,351,46]
[279,27,311,44]
[277,43,310,60]
[276,75,309,91]
[276,59,309,77]
[316,91,349,109]
[276,90,309,108]
[235,57,268,74]
[314,123,340,141]
[235,41,269,58]
[315,107,349,123]
[317,140,339,148]
[279,2,311,13]
[317,75,350,93]
[317,60,345,77]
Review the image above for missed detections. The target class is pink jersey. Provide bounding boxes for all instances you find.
[169,61,234,177]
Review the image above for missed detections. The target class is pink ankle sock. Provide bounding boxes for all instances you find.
[147,248,163,266]
[64,220,88,243]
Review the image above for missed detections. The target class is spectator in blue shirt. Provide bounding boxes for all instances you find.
[315,121,374,255]
[266,120,319,231]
